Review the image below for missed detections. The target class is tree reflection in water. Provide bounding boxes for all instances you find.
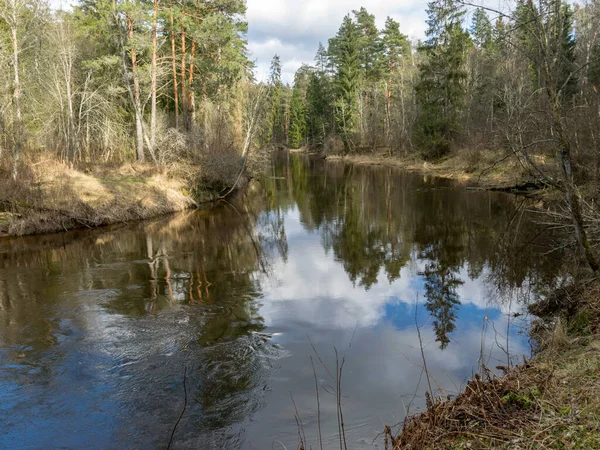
[261,153,563,348]
[0,153,565,449]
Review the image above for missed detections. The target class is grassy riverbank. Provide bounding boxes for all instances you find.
[323,149,600,449]
[307,148,598,448]
[325,150,551,193]
[0,154,251,237]
[386,281,600,450]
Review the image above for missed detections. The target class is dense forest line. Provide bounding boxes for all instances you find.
[276,1,600,159]
[1,0,600,272]
[265,0,600,273]
[0,0,255,167]
[2,0,599,171]
[0,0,263,235]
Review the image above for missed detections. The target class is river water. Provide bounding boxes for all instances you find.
[0,153,562,449]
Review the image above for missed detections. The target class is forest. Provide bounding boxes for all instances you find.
[1,0,600,254]
[1,0,600,447]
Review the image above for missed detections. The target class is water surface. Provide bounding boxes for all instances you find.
[0,153,562,449]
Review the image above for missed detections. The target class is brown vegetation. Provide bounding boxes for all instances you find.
[326,149,552,192]
[0,155,196,236]
[385,281,600,450]
[0,148,262,237]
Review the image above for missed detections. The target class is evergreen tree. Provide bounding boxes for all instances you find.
[329,15,360,151]
[353,7,383,81]
[288,71,307,148]
[382,17,410,70]
[306,71,328,145]
[515,0,577,97]
[266,54,284,145]
[314,42,328,74]
[492,16,509,55]
[381,17,410,144]
[470,8,493,48]
[415,0,470,159]
[422,260,464,349]
[546,0,577,97]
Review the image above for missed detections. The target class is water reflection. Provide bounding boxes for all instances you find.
[0,153,562,449]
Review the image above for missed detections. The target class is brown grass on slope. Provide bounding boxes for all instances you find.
[0,157,197,236]
[386,282,600,450]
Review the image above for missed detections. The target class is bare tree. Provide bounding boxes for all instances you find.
[0,0,25,178]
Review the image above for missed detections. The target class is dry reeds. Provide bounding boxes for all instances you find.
[386,363,555,449]
[386,280,600,450]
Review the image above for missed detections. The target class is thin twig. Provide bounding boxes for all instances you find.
[290,392,307,450]
[166,365,188,450]
[310,355,323,450]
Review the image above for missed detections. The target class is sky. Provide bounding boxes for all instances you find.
[48,0,498,84]
[246,0,431,83]
[246,0,512,84]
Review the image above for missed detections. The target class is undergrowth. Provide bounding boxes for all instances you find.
[0,151,256,236]
[385,280,600,450]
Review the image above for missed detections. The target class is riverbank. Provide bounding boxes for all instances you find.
[0,156,249,237]
[325,150,550,194]
[386,280,600,449]
[314,148,600,448]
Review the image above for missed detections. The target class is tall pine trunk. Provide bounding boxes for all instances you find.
[180,6,188,132]
[188,38,196,129]
[169,1,179,129]
[150,0,159,148]
[10,16,22,180]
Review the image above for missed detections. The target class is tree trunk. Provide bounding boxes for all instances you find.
[151,0,159,148]
[10,20,22,180]
[385,59,392,150]
[169,1,179,129]
[180,8,188,132]
[188,39,196,129]
[559,146,599,272]
[127,15,145,161]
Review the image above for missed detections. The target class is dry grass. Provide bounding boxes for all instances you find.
[387,338,600,450]
[0,154,199,236]
[326,149,550,191]
[386,281,600,450]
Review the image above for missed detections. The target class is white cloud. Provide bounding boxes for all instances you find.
[247,0,429,83]
[246,0,514,83]
[256,207,522,332]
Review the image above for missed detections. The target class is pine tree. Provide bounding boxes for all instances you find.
[314,42,328,74]
[382,17,410,143]
[382,17,410,69]
[546,0,577,98]
[306,71,328,145]
[415,0,471,159]
[353,7,383,81]
[422,260,464,349]
[492,16,509,55]
[515,0,577,97]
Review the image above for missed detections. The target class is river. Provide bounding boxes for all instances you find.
[0,153,562,449]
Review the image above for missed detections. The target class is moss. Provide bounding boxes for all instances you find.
[501,392,534,409]
[568,311,592,335]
